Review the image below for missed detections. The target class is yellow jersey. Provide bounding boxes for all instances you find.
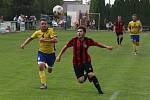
[128,20,142,34]
[31,28,56,54]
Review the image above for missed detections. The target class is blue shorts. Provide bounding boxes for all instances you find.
[131,35,140,42]
[37,51,56,67]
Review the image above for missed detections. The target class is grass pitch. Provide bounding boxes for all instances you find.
[0,30,150,100]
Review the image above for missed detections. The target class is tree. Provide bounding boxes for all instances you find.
[0,0,63,20]
[140,0,150,25]
[105,3,111,20]
[90,0,106,29]
[0,0,12,20]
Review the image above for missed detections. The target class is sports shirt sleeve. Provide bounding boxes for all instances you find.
[128,22,131,29]
[66,38,74,47]
[49,28,57,38]
[31,31,38,39]
[87,38,98,46]
[139,21,142,27]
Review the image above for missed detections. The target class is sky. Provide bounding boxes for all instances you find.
[64,0,115,5]
[105,0,115,4]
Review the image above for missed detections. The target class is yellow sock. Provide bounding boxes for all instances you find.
[39,71,46,84]
[132,42,137,51]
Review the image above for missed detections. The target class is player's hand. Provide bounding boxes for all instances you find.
[56,56,61,62]
[106,46,113,50]
[128,29,131,33]
[39,38,46,42]
[20,44,25,49]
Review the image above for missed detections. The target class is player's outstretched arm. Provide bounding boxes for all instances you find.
[123,25,126,33]
[128,27,131,33]
[56,45,68,62]
[20,37,33,49]
[96,42,113,50]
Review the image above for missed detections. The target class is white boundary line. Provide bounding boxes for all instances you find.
[109,91,120,100]
[131,92,150,95]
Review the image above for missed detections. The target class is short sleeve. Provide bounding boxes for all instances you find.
[66,38,74,47]
[87,38,98,46]
[139,21,142,27]
[128,22,131,28]
[31,31,38,39]
[49,28,57,38]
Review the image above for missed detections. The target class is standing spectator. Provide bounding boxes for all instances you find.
[91,19,95,29]
[13,15,18,21]
[13,15,18,30]
[106,21,113,31]
[17,14,24,30]
[0,16,4,23]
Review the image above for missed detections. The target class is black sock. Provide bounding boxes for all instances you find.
[91,76,103,94]
[117,37,120,45]
[120,37,123,45]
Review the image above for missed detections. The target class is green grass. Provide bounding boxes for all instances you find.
[0,30,150,100]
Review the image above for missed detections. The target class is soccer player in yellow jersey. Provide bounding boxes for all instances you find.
[128,14,142,55]
[20,18,58,89]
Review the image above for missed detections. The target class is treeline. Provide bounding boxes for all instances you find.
[0,0,150,27]
[0,0,63,20]
[90,0,150,29]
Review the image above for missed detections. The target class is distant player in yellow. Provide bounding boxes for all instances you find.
[20,18,58,89]
[128,14,142,55]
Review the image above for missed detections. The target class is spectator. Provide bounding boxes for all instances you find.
[17,14,24,30]
[0,16,4,23]
[106,21,113,31]
[13,15,18,21]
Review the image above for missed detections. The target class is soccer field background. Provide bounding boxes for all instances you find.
[0,30,150,100]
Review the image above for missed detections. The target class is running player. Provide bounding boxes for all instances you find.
[128,14,142,55]
[20,18,58,89]
[56,26,113,95]
[113,16,125,46]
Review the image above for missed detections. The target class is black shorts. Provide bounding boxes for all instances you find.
[116,32,123,36]
[73,62,93,79]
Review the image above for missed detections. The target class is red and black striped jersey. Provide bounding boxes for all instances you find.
[114,21,124,33]
[66,37,99,65]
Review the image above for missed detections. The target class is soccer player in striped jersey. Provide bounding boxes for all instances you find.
[20,18,58,89]
[128,14,142,55]
[56,26,113,95]
[113,16,125,46]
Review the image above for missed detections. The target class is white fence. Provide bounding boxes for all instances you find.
[0,21,18,33]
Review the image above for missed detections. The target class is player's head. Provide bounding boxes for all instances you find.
[132,14,138,22]
[40,18,48,32]
[77,26,86,38]
[118,16,122,21]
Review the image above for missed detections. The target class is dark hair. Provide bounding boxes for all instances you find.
[40,18,47,22]
[77,26,86,33]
